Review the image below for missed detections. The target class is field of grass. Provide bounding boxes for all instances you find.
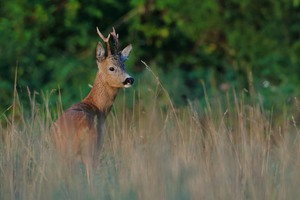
[1,69,300,200]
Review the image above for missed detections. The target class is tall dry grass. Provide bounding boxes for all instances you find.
[1,66,300,200]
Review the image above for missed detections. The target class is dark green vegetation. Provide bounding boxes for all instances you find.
[1,0,300,115]
[1,1,300,199]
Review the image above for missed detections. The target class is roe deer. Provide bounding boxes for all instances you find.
[53,27,134,184]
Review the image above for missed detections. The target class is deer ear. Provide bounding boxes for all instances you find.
[96,42,105,61]
[120,44,132,61]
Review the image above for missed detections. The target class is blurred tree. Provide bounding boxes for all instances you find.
[0,0,300,114]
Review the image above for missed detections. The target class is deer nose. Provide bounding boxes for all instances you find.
[123,77,134,86]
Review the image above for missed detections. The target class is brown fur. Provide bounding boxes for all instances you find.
[53,27,133,184]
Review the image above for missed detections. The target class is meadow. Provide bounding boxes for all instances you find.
[1,67,300,200]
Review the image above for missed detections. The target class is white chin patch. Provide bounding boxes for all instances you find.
[123,84,132,88]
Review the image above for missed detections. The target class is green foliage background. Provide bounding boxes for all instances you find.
[1,0,300,113]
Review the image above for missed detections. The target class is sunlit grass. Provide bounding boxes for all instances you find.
[1,66,300,200]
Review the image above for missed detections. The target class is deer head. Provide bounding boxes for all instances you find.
[95,27,134,88]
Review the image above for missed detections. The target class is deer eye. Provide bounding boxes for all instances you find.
[109,67,115,71]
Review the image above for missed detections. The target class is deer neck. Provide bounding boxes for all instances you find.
[82,73,119,116]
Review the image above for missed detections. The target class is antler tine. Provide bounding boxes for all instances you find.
[110,27,119,54]
[96,27,111,56]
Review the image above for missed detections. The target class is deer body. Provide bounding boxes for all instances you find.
[53,27,134,184]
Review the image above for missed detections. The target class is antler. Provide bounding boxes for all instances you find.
[110,27,119,54]
[96,27,111,56]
